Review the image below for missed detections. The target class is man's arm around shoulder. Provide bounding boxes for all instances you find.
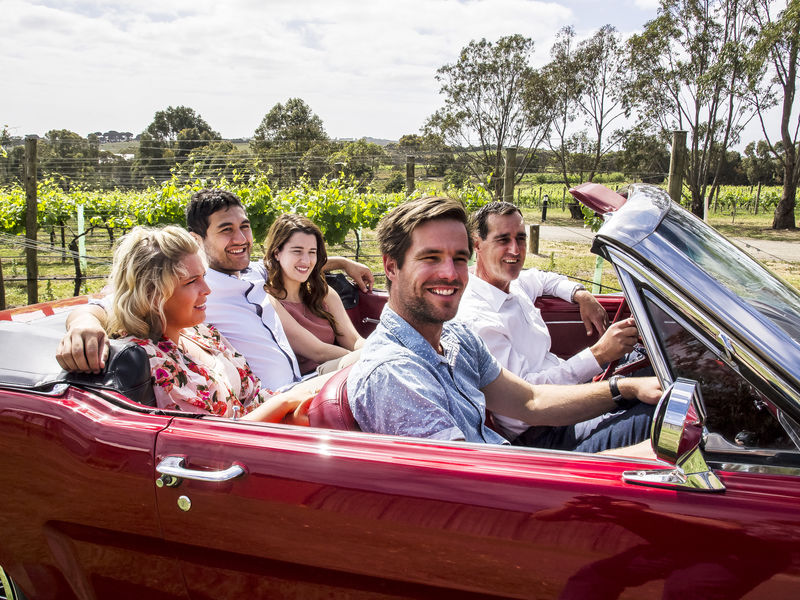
[57,304,109,373]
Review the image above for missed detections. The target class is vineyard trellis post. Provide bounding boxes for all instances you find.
[406,155,415,195]
[668,130,687,210]
[24,135,38,305]
[755,182,762,215]
[0,258,5,310]
[503,147,516,203]
[527,224,539,255]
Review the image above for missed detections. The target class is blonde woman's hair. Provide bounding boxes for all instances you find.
[107,225,200,340]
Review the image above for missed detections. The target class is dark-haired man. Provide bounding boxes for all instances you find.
[347,196,661,450]
[457,201,652,451]
[57,188,372,391]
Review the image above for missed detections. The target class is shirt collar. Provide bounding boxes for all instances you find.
[466,272,512,312]
[380,305,453,366]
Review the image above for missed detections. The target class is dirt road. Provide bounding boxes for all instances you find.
[538,225,800,263]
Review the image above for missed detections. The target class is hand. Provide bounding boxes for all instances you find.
[590,317,638,365]
[574,290,608,336]
[56,314,109,373]
[342,259,374,293]
[619,376,662,405]
[281,394,312,426]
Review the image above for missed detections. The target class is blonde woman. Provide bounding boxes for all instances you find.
[263,214,364,375]
[108,225,317,423]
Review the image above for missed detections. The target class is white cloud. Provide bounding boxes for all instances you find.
[3,0,657,140]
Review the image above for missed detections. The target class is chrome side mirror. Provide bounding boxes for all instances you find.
[623,378,725,492]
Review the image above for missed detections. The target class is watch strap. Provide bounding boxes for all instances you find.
[609,375,638,410]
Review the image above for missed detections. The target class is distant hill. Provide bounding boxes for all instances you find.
[333,137,396,146]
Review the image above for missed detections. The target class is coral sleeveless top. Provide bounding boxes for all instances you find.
[280,300,336,374]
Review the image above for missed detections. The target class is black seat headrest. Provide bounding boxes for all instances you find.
[0,321,156,407]
[325,273,360,310]
[66,339,156,406]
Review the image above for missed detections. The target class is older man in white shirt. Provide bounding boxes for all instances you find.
[457,201,653,451]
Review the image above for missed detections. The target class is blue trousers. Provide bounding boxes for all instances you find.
[511,401,655,453]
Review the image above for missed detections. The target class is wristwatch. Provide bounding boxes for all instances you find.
[609,375,638,410]
[570,283,586,302]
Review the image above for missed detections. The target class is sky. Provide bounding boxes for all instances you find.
[4,0,663,141]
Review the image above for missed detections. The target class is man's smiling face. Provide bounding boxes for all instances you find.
[385,218,470,330]
[474,211,526,292]
[200,205,253,275]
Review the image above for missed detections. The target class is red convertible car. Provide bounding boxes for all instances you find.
[1,184,798,599]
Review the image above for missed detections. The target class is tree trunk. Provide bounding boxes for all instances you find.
[773,165,798,229]
[69,238,84,297]
[690,189,704,218]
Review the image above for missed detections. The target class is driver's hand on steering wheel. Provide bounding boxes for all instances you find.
[590,317,638,366]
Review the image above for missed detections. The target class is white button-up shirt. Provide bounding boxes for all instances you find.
[457,269,600,437]
[204,263,300,391]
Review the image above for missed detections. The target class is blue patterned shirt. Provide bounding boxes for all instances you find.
[347,305,507,444]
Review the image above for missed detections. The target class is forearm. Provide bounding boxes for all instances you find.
[242,392,295,422]
[523,377,649,426]
[323,256,351,272]
[305,340,350,362]
[522,349,601,386]
[522,382,616,426]
[66,303,108,331]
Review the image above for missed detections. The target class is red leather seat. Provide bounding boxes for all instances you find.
[307,365,361,431]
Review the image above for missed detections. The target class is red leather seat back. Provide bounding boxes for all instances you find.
[307,365,361,431]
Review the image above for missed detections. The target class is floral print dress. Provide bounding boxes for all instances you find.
[122,323,273,417]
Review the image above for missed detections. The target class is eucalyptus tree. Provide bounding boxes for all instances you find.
[424,34,553,197]
[620,126,672,182]
[541,27,582,188]
[139,106,220,181]
[743,0,800,229]
[144,106,219,143]
[743,140,783,186]
[627,0,757,218]
[251,98,328,156]
[543,26,630,187]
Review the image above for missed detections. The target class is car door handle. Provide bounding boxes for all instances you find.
[156,455,246,485]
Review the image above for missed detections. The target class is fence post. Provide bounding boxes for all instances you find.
[503,147,516,203]
[0,258,5,310]
[755,182,762,215]
[406,155,415,195]
[668,130,687,208]
[25,135,38,305]
[527,224,539,255]
[76,204,87,274]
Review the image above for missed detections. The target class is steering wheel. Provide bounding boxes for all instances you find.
[593,297,651,381]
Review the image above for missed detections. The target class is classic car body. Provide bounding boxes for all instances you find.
[1,183,799,599]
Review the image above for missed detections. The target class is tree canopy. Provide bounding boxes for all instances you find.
[744,0,800,228]
[144,106,219,142]
[425,34,552,196]
[251,98,328,156]
[627,0,756,217]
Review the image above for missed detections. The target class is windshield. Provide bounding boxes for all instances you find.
[657,207,800,344]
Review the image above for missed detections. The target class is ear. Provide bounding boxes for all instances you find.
[189,231,203,243]
[473,234,483,254]
[383,254,398,283]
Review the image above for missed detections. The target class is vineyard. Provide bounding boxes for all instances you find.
[0,172,494,308]
[0,173,794,310]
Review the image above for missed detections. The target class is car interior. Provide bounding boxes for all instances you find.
[0,276,625,432]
